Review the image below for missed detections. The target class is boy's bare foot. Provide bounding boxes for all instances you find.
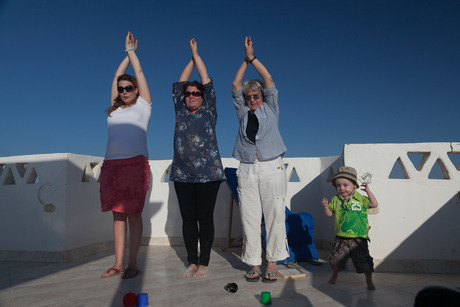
[182,264,198,277]
[328,276,337,284]
[193,265,208,278]
[328,270,338,284]
[365,273,375,290]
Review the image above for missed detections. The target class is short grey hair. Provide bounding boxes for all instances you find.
[242,79,264,96]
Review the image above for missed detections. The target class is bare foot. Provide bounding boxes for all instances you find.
[365,273,375,290]
[246,266,261,277]
[101,263,125,278]
[265,262,278,281]
[328,270,338,284]
[101,266,124,278]
[193,265,208,278]
[182,264,198,277]
[245,265,261,281]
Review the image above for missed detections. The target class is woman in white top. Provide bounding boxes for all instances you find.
[100,32,152,279]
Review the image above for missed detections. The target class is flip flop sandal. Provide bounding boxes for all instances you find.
[101,267,122,278]
[122,268,142,279]
[262,272,278,283]
[245,270,261,282]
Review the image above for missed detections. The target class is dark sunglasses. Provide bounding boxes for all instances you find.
[117,85,135,93]
[185,91,202,97]
[244,94,261,101]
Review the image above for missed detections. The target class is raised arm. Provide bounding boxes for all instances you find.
[190,38,211,85]
[321,198,333,217]
[111,56,130,104]
[232,59,248,91]
[125,32,151,104]
[179,59,194,82]
[361,183,379,208]
[244,36,274,89]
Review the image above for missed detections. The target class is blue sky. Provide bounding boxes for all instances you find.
[1,0,459,160]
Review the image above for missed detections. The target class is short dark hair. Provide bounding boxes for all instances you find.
[183,81,204,97]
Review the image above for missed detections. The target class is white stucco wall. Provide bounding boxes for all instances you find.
[1,142,459,272]
[342,143,460,272]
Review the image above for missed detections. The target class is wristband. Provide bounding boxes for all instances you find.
[249,56,257,64]
[125,47,134,53]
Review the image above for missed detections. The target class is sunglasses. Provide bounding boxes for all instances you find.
[244,94,261,101]
[117,85,135,93]
[185,91,202,97]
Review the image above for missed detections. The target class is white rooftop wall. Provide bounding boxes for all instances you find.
[0,143,459,273]
[342,143,460,273]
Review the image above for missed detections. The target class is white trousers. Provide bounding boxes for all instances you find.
[237,156,289,266]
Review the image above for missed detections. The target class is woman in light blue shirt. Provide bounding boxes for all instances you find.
[232,36,289,283]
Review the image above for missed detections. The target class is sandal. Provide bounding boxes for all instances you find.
[245,270,261,282]
[122,268,141,279]
[101,267,123,278]
[262,271,278,283]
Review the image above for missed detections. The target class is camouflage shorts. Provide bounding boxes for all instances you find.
[329,236,374,274]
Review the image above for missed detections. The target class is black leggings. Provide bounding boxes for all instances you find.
[174,181,221,266]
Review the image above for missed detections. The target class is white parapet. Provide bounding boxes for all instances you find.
[0,143,459,273]
[341,143,460,273]
[0,153,109,261]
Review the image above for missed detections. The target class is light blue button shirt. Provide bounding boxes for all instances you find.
[232,85,287,163]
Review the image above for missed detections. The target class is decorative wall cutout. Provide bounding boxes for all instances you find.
[3,168,15,185]
[26,167,39,184]
[161,169,170,183]
[428,159,449,180]
[389,158,408,179]
[91,162,101,182]
[1,164,40,185]
[288,168,300,182]
[447,153,460,171]
[407,152,429,171]
[389,151,458,180]
[81,162,101,182]
[15,163,27,178]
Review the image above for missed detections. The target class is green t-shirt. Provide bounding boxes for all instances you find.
[328,191,370,240]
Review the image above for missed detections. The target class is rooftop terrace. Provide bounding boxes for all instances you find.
[1,142,459,306]
[2,246,460,307]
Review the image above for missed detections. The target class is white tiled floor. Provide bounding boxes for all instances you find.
[1,246,459,307]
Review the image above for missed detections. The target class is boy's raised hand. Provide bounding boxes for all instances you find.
[361,182,371,193]
[321,198,328,206]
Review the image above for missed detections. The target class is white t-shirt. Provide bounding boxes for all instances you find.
[105,96,152,160]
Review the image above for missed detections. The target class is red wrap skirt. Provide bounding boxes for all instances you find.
[100,155,150,213]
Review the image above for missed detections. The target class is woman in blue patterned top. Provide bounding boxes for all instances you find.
[171,38,225,278]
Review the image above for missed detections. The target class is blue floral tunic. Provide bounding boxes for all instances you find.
[170,79,226,183]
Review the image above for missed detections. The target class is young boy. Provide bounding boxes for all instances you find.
[321,166,379,290]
